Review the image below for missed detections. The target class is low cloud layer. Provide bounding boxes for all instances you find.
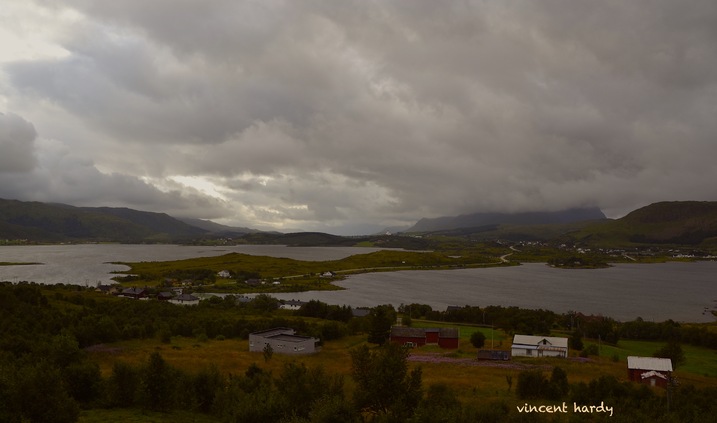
[2,1,717,234]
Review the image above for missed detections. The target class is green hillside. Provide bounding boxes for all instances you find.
[568,201,717,247]
[0,199,207,242]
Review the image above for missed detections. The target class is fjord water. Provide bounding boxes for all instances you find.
[1,244,715,322]
[277,262,717,323]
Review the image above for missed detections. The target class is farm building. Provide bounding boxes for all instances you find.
[390,327,428,347]
[511,335,568,358]
[249,328,320,355]
[390,326,459,349]
[627,356,673,388]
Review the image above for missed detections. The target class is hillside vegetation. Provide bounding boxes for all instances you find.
[0,199,206,242]
[567,201,717,247]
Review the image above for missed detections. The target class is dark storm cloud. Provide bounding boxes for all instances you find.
[2,0,717,233]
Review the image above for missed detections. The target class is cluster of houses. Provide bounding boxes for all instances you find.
[95,284,201,306]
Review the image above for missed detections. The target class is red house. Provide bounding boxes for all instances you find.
[627,356,673,388]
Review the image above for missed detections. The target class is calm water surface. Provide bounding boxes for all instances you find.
[273,262,717,323]
[1,245,715,322]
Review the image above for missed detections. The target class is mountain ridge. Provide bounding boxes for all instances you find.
[407,207,607,232]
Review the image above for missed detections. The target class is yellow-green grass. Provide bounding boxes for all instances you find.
[87,332,717,411]
[115,250,498,287]
[79,408,218,423]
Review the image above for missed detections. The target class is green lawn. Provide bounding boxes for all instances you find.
[583,338,717,377]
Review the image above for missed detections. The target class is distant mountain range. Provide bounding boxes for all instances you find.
[406,207,607,232]
[0,198,259,243]
[2,198,717,247]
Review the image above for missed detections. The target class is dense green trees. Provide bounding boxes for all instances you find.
[367,304,396,345]
[350,343,422,421]
[654,340,686,369]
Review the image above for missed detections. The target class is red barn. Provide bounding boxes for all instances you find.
[425,328,440,344]
[390,326,459,349]
[390,327,427,347]
[437,328,459,349]
[627,356,673,388]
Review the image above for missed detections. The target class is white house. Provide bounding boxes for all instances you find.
[511,335,568,358]
[280,299,306,310]
[249,328,320,355]
[217,270,231,278]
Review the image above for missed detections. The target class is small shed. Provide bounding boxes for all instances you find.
[627,356,673,388]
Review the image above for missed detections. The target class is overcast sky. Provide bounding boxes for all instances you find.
[1,1,716,235]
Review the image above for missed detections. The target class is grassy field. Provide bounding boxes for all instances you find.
[85,320,717,415]
[79,408,218,423]
[585,338,717,379]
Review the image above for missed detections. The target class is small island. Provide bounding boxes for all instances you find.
[547,255,610,269]
[0,262,42,266]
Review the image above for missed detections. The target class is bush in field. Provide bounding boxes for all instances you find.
[350,343,422,421]
[470,331,486,348]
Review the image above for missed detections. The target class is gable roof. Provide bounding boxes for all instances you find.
[174,293,200,302]
[438,328,459,338]
[627,356,673,372]
[391,327,427,338]
[512,335,568,349]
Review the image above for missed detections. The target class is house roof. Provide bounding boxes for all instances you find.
[439,328,459,338]
[391,326,427,338]
[627,356,673,372]
[174,294,199,302]
[512,335,568,349]
[251,327,295,338]
[121,287,147,295]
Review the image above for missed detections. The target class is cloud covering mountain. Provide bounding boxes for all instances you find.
[2,1,717,234]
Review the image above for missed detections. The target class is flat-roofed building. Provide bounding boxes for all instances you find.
[249,328,320,355]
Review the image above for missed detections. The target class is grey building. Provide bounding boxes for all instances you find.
[249,328,321,355]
